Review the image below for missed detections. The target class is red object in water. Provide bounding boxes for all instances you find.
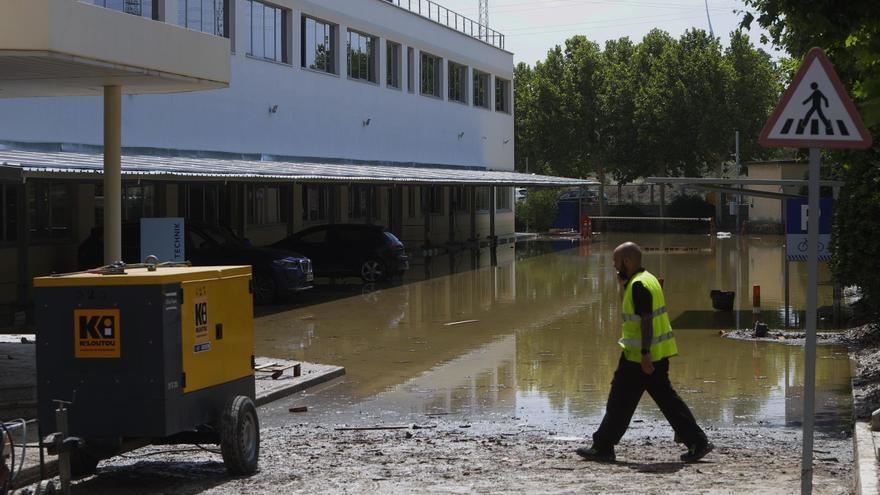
[580,215,592,240]
[753,285,761,308]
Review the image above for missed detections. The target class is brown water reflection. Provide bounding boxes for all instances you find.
[255,234,851,431]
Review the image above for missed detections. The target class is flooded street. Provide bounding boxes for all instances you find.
[76,233,855,495]
[255,233,852,433]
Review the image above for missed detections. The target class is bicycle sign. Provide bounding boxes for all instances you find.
[786,198,832,262]
[787,233,831,262]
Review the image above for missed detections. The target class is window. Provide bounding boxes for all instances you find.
[452,186,469,213]
[448,61,467,104]
[178,0,228,37]
[0,184,17,243]
[473,70,490,109]
[427,187,443,214]
[495,77,510,113]
[28,182,71,241]
[93,0,157,19]
[302,184,329,222]
[420,51,442,98]
[496,187,512,211]
[247,184,283,225]
[407,187,419,218]
[178,184,218,224]
[302,15,336,74]
[122,183,156,222]
[407,47,414,93]
[347,30,377,83]
[245,0,288,63]
[475,187,491,212]
[386,41,401,89]
[348,185,377,219]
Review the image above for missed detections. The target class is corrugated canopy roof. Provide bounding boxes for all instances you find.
[0,148,595,187]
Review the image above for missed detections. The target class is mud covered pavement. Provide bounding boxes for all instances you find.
[71,419,852,494]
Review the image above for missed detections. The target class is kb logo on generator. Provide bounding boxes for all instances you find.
[74,309,121,358]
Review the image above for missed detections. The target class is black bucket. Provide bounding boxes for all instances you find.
[710,290,735,312]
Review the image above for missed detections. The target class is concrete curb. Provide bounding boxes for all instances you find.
[854,421,879,495]
[255,366,345,407]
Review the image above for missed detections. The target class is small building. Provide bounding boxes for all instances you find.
[746,159,808,232]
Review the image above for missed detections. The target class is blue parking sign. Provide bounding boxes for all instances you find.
[785,198,833,235]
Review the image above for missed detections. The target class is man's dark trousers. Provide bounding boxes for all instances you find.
[593,353,707,449]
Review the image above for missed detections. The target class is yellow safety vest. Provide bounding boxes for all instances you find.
[619,270,678,363]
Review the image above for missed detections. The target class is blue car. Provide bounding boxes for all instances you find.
[77,223,314,304]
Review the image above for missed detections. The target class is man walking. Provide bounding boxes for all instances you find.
[577,242,713,463]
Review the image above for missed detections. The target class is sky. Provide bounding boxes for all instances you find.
[434,0,789,66]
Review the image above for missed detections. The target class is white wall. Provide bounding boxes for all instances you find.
[0,0,514,169]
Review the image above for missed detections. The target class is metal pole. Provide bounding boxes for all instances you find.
[782,200,791,328]
[784,258,790,328]
[735,130,741,234]
[103,85,122,264]
[832,185,841,327]
[801,147,820,494]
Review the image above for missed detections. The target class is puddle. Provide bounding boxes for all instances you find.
[255,233,851,432]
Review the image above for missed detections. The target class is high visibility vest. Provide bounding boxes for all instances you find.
[619,270,677,363]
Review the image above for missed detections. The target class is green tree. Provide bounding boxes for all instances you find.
[741,0,880,314]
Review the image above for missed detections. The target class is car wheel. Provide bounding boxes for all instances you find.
[252,271,277,305]
[360,259,386,283]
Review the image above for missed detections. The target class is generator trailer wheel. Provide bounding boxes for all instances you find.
[219,395,260,476]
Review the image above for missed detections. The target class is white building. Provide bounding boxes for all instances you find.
[0,0,589,312]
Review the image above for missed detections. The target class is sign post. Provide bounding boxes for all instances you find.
[759,47,872,495]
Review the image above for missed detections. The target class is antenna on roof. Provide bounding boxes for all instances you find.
[704,0,714,37]
[478,0,489,41]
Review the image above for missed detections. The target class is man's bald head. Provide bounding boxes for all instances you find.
[613,242,643,280]
[614,242,642,265]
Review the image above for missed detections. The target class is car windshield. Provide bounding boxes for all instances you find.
[196,225,245,249]
[384,232,402,244]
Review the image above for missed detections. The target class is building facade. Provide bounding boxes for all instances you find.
[0,0,586,312]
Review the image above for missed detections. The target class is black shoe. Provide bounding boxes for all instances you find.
[680,441,714,463]
[576,445,615,462]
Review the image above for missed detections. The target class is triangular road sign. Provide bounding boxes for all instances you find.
[760,47,872,149]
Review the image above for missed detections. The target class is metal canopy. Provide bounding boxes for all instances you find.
[646,177,844,187]
[0,148,594,187]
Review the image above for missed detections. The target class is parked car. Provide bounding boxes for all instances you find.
[558,188,608,205]
[77,223,314,304]
[272,224,409,282]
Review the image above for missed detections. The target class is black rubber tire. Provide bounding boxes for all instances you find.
[36,480,57,495]
[219,395,260,476]
[359,259,387,283]
[252,271,277,305]
[69,449,99,478]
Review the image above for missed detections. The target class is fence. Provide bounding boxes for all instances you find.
[382,0,505,50]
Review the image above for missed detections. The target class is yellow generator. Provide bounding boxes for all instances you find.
[33,265,259,477]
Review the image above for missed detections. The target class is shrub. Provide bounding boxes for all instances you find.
[608,204,643,217]
[516,188,559,232]
[667,194,715,218]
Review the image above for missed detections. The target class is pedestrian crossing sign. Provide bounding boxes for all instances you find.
[759,47,872,149]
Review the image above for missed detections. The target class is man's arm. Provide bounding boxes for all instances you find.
[632,281,655,374]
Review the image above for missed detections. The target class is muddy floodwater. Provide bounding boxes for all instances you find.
[254,233,851,433]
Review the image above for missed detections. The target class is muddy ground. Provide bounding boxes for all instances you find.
[66,420,852,495]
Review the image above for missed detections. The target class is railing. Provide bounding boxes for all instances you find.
[382,0,505,50]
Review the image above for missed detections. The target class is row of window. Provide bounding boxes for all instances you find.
[92,0,512,112]
[292,13,511,112]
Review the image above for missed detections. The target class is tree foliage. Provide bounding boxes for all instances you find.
[740,0,880,314]
[517,189,560,232]
[514,29,780,182]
